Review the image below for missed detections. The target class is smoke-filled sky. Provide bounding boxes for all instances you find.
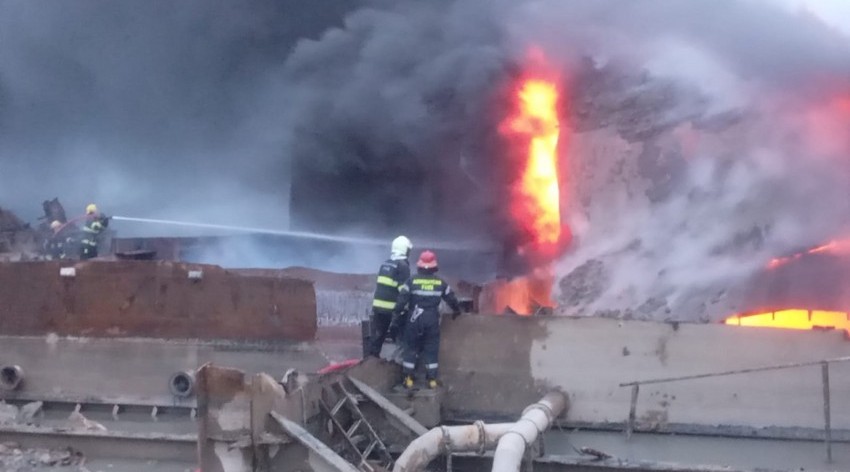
[0,0,356,231]
[1,0,849,282]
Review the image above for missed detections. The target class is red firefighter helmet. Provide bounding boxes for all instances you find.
[417,250,438,269]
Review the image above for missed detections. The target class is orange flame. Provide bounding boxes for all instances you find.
[767,238,850,269]
[730,236,850,336]
[725,309,850,335]
[481,267,555,316]
[502,63,563,253]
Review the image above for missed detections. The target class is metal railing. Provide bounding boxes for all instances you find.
[619,355,850,463]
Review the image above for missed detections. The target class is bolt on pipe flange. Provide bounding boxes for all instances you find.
[169,370,196,398]
[0,365,23,391]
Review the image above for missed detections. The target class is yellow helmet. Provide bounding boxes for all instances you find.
[85,203,98,215]
[50,220,62,230]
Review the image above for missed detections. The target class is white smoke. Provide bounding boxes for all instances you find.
[527,0,850,319]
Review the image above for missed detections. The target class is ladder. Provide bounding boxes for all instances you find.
[321,379,394,472]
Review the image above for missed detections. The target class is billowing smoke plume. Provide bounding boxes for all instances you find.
[533,0,850,320]
[3,0,850,294]
[281,0,517,241]
[280,0,850,314]
[0,0,355,232]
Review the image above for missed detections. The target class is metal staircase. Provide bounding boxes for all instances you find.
[321,378,394,472]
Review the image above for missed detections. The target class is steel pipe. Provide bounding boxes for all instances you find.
[393,421,513,472]
[0,365,23,391]
[394,391,568,472]
[491,391,568,472]
[168,370,196,398]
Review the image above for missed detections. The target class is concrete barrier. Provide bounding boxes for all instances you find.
[440,315,850,435]
[0,335,347,405]
[0,261,317,341]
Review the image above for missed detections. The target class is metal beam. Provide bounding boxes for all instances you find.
[270,411,360,472]
[0,425,196,462]
[348,376,428,436]
[620,356,850,387]
[822,361,832,463]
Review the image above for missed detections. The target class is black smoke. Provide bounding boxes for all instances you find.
[3,0,850,287]
[0,0,355,231]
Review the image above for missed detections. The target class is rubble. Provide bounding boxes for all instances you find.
[68,411,108,432]
[0,208,28,233]
[0,207,38,260]
[556,259,608,310]
[0,442,86,471]
[17,401,43,424]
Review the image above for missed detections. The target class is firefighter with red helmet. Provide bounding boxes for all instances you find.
[390,250,462,390]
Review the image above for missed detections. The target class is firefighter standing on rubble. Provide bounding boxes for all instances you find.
[366,236,413,358]
[391,250,462,390]
[80,204,109,260]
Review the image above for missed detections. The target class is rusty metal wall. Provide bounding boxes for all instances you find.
[0,261,317,341]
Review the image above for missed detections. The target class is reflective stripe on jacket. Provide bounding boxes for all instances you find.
[372,258,410,313]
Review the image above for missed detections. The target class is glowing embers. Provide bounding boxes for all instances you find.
[725,309,850,334]
[481,268,555,316]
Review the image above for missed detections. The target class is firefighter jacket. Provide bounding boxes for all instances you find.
[44,227,72,260]
[372,258,410,313]
[394,271,461,322]
[81,216,108,247]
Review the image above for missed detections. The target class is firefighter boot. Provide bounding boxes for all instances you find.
[428,379,438,389]
[404,376,415,390]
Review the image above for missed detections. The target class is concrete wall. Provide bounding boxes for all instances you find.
[0,261,317,341]
[440,315,850,434]
[0,335,354,406]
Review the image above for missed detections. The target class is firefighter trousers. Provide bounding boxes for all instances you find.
[80,239,98,260]
[402,312,440,380]
[367,310,393,357]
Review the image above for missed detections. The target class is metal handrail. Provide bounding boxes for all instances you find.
[619,355,850,387]
[618,355,850,463]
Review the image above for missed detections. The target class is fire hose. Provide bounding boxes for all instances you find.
[109,216,497,251]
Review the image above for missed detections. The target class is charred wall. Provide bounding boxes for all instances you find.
[0,261,317,341]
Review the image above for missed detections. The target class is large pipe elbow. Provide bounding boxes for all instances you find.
[394,421,513,472]
[0,365,23,391]
[394,392,568,472]
[491,391,568,472]
[394,428,444,472]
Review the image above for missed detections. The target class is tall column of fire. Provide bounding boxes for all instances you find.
[496,53,568,314]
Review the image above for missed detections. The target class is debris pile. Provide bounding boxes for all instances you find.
[0,442,85,471]
[0,207,38,260]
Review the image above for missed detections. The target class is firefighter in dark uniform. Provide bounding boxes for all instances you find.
[80,203,109,260]
[366,235,413,358]
[391,250,462,389]
[44,220,70,260]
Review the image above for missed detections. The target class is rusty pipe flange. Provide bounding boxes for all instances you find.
[168,370,196,398]
[0,365,23,391]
